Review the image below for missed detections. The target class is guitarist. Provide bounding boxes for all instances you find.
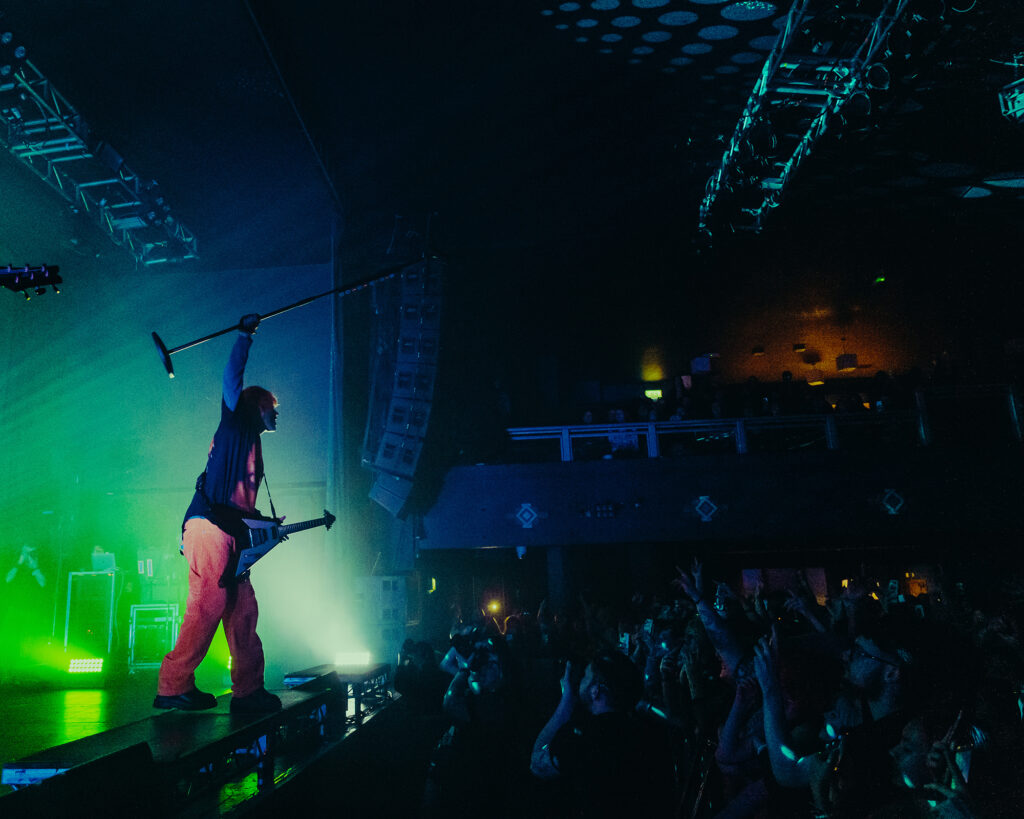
[154,313,282,714]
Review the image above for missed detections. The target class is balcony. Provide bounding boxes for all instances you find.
[415,385,1024,553]
[503,385,1020,463]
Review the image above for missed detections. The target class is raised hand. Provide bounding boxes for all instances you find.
[673,558,705,603]
[239,313,261,335]
[784,589,811,616]
[752,630,781,695]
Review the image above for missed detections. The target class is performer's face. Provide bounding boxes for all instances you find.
[260,401,278,432]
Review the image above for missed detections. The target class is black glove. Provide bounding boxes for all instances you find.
[239,313,261,335]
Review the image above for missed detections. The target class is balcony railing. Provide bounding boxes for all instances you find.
[503,386,1022,463]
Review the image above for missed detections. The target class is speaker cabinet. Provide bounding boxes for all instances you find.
[64,571,116,655]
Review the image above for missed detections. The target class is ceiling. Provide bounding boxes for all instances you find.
[0,0,1022,390]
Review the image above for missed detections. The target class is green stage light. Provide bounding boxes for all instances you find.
[68,657,104,673]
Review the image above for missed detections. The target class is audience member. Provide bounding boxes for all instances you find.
[530,650,675,817]
[394,639,448,714]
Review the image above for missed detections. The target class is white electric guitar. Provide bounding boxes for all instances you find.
[233,510,336,579]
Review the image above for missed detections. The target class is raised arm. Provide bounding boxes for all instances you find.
[715,678,762,771]
[753,633,823,789]
[674,560,746,673]
[223,314,260,411]
[531,661,577,779]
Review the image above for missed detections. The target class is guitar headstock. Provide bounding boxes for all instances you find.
[1,264,62,299]
[323,509,336,530]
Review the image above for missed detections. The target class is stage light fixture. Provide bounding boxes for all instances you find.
[865,63,890,90]
[68,658,104,673]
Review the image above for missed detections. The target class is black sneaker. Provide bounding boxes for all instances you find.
[230,687,282,714]
[153,688,218,711]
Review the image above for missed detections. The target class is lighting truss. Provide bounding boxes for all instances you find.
[0,55,197,266]
[699,0,912,241]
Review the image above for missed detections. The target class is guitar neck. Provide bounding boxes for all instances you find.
[280,517,329,537]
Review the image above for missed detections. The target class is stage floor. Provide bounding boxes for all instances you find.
[0,661,444,817]
[0,667,166,783]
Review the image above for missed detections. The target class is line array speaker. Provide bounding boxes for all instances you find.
[365,259,443,514]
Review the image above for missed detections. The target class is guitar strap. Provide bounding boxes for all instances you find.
[262,474,279,522]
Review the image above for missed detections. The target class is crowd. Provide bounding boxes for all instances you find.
[394,562,1024,818]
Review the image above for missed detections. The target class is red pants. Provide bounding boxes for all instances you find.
[157,517,265,697]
